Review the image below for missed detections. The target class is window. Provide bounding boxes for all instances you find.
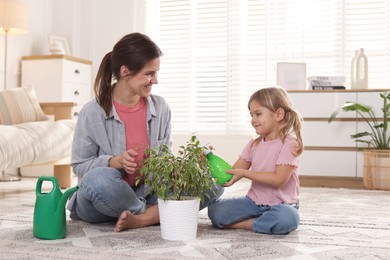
[138,0,390,135]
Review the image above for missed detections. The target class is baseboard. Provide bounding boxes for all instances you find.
[300,176,365,189]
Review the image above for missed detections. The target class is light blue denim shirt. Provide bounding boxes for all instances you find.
[71,94,172,178]
[67,94,172,211]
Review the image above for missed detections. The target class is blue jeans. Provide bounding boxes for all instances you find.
[208,196,300,234]
[71,167,224,223]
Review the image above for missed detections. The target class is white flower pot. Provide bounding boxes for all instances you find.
[157,197,200,241]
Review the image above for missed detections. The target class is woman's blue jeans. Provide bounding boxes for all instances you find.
[208,196,300,234]
[71,167,224,223]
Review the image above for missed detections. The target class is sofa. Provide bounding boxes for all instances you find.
[0,86,76,188]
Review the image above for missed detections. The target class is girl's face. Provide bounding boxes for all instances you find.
[249,100,281,141]
[123,57,160,97]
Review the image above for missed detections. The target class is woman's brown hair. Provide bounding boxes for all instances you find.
[94,33,163,116]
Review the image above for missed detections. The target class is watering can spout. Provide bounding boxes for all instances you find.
[57,185,78,213]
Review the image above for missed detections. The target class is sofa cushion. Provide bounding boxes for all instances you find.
[0,125,36,172]
[14,119,76,164]
[0,86,48,125]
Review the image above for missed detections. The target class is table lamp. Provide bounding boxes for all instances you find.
[0,0,28,90]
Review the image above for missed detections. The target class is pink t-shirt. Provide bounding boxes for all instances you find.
[114,98,149,187]
[240,135,300,206]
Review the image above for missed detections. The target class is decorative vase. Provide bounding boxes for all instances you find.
[355,48,368,89]
[363,149,390,191]
[157,197,200,241]
[350,50,359,89]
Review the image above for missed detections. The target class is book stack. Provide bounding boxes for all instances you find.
[307,76,346,90]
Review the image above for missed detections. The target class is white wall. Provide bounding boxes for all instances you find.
[90,0,142,81]
[0,0,256,164]
[0,0,143,90]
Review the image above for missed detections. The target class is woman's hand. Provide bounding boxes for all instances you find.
[121,149,138,174]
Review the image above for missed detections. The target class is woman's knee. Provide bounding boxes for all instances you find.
[199,184,224,210]
[80,167,121,188]
[78,167,122,201]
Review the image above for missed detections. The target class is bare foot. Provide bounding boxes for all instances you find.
[114,211,140,232]
[226,218,254,231]
[114,204,159,232]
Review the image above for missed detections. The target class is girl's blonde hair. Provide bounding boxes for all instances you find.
[248,87,304,156]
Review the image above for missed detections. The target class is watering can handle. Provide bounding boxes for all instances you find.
[36,176,59,195]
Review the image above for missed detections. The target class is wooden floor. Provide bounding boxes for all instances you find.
[300,176,366,189]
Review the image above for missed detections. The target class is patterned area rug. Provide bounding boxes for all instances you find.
[1,184,390,259]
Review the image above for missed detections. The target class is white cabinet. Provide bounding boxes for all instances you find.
[288,89,386,178]
[20,55,92,178]
[21,55,92,118]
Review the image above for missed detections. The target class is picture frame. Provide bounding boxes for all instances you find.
[48,34,71,55]
[276,62,306,90]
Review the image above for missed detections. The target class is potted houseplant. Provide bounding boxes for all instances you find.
[329,91,390,190]
[138,134,216,240]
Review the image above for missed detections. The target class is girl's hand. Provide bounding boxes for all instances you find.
[121,149,138,174]
[222,168,245,187]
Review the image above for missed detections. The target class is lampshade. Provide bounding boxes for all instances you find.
[0,0,28,34]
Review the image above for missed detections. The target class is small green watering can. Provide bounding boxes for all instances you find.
[33,176,78,240]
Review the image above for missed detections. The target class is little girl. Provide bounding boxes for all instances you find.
[208,87,303,234]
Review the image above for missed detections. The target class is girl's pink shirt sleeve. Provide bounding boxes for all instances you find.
[240,135,300,206]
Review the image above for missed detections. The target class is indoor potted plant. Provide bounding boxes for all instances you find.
[329,91,390,190]
[138,134,217,240]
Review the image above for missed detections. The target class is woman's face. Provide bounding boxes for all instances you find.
[125,57,160,97]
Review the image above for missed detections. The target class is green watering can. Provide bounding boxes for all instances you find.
[33,176,78,240]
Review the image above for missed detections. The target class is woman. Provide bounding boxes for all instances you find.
[67,33,222,232]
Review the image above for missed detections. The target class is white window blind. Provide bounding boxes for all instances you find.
[138,0,390,135]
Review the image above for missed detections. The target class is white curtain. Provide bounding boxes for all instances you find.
[139,0,390,135]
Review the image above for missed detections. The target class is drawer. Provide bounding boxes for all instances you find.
[62,84,91,104]
[72,105,84,119]
[357,92,385,118]
[64,61,91,84]
[302,121,357,147]
[289,92,357,118]
[299,150,357,177]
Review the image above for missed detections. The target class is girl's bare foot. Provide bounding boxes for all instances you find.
[226,218,254,231]
[114,204,159,232]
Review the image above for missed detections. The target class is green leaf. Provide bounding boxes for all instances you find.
[329,91,390,149]
[139,134,217,202]
[341,102,372,113]
[328,110,339,123]
[351,132,371,139]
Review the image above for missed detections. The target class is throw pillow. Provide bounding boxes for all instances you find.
[0,86,48,125]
